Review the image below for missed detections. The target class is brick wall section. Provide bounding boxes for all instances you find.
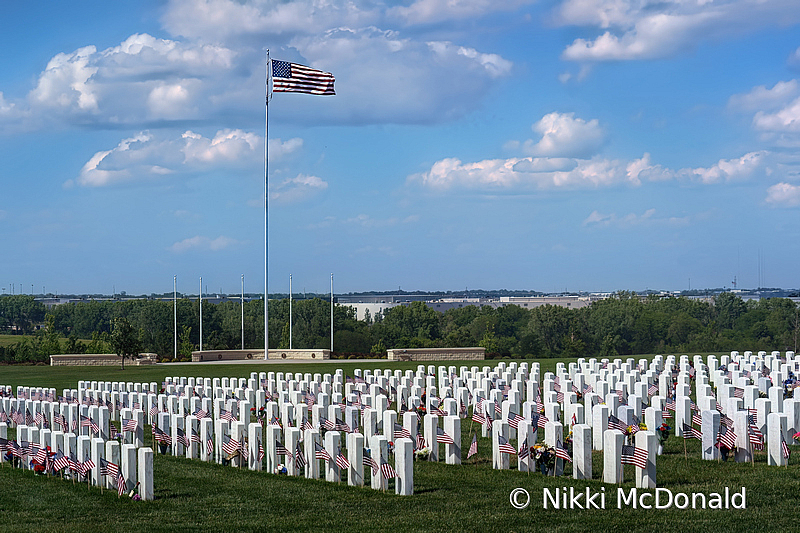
[50,353,158,366]
[192,349,330,361]
[387,347,485,361]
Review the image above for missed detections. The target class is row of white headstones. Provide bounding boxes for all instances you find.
[1,349,797,496]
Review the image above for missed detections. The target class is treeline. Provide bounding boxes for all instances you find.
[0,292,798,363]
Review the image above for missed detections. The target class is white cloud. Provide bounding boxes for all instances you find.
[343,214,419,228]
[409,146,772,193]
[285,27,513,124]
[22,34,238,127]
[753,97,800,133]
[687,151,768,184]
[408,155,640,191]
[765,182,800,207]
[68,129,288,187]
[521,112,605,158]
[269,174,328,203]
[583,208,691,228]
[728,80,799,112]
[556,0,800,62]
[389,0,532,26]
[169,235,240,253]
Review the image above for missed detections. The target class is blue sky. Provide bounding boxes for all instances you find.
[2,0,800,296]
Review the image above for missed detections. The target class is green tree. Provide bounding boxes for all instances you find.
[110,317,141,370]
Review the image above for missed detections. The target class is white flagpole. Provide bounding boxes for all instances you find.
[241,274,245,350]
[173,275,177,360]
[264,50,271,360]
[199,276,203,352]
[289,274,292,350]
[330,273,334,353]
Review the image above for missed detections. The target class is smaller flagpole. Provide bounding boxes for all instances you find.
[289,274,292,350]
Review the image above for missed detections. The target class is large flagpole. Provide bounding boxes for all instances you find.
[264,50,270,360]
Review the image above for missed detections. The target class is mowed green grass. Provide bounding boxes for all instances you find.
[1,359,798,533]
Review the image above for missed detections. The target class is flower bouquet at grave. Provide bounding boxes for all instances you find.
[794,431,800,441]
[656,423,671,445]
[533,444,555,475]
[258,406,266,419]
[414,447,431,461]
[274,464,287,475]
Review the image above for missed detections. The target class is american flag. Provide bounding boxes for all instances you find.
[555,439,572,463]
[222,436,241,457]
[258,442,265,463]
[518,437,529,459]
[176,427,190,447]
[99,457,120,478]
[607,415,627,432]
[67,452,80,473]
[335,447,350,470]
[537,414,548,429]
[219,409,237,422]
[648,383,658,396]
[55,414,68,433]
[394,423,412,439]
[716,424,736,450]
[25,409,34,426]
[301,416,313,431]
[314,441,331,461]
[117,473,126,496]
[781,434,791,460]
[0,409,6,423]
[34,411,46,428]
[621,445,647,468]
[206,437,214,457]
[692,413,703,427]
[122,418,138,432]
[380,461,397,479]
[295,443,307,468]
[467,434,478,458]
[193,409,209,419]
[53,449,70,471]
[416,433,426,450]
[191,428,202,444]
[335,418,351,433]
[748,415,764,450]
[507,412,524,430]
[320,417,336,431]
[110,422,122,439]
[34,445,47,465]
[276,440,290,457]
[497,435,516,455]
[153,426,171,444]
[471,411,485,425]
[494,403,502,416]
[665,399,676,412]
[80,415,99,434]
[436,426,455,445]
[80,456,95,476]
[149,405,159,418]
[363,448,378,474]
[620,444,637,466]
[733,387,744,399]
[682,423,701,440]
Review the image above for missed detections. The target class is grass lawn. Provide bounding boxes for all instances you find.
[0,358,797,532]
